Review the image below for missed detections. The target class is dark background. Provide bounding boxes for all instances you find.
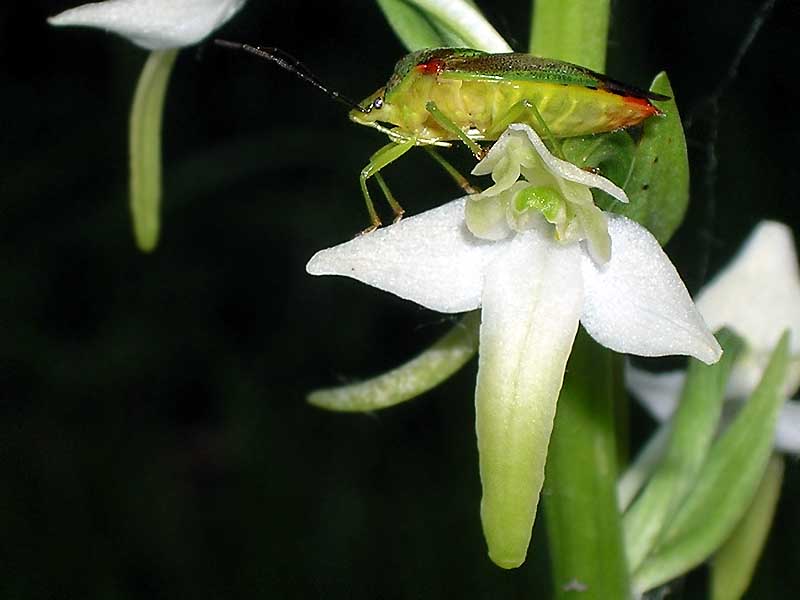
[2,0,798,598]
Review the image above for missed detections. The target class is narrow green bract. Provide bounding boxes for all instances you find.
[308,312,479,411]
[711,455,785,600]
[623,330,744,571]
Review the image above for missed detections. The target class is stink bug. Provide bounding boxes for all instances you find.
[216,43,667,231]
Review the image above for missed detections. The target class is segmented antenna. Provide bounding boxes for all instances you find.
[214,39,369,113]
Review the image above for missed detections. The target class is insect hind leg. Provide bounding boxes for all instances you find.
[359,138,415,232]
[423,146,481,195]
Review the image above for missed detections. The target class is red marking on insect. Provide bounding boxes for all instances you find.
[622,95,662,117]
[416,59,445,76]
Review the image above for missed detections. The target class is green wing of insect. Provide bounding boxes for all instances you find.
[437,50,670,101]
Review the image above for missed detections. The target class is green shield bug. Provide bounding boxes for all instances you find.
[216,42,667,231]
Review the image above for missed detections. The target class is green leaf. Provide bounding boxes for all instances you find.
[562,130,636,211]
[617,72,689,245]
[376,0,448,51]
[623,330,744,571]
[308,312,478,411]
[634,332,791,593]
[563,130,635,188]
[543,330,630,598]
[711,455,785,600]
[129,49,178,252]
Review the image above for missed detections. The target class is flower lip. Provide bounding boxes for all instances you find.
[48,0,248,50]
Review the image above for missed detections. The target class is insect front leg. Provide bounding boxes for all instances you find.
[484,99,564,159]
[359,138,415,232]
[424,101,484,159]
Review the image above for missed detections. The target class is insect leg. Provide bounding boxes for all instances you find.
[484,99,565,159]
[359,138,415,232]
[373,173,405,223]
[423,147,481,195]
[425,101,484,159]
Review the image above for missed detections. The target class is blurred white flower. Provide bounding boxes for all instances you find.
[627,221,800,453]
[48,0,247,49]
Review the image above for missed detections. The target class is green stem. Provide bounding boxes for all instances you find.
[530,2,621,596]
[529,0,610,71]
[542,330,629,599]
[129,49,178,252]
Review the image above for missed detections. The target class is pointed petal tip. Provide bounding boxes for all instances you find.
[697,335,724,365]
[305,250,330,276]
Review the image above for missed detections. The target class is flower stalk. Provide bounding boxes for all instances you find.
[529,0,611,71]
[542,330,630,597]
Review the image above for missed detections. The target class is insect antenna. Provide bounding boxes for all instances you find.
[214,39,369,113]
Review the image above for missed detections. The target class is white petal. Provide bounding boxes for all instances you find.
[695,221,800,355]
[775,400,800,454]
[475,230,583,568]
[306,198,507,313]
[48,0,247,50]
[507,124,629,204]
[580,215,722,364]
[625,364,685,421]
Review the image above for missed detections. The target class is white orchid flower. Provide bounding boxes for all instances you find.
[48,0,248,251]
[627,221,800,454]
[48,0,247,50]
[307,124,721,569]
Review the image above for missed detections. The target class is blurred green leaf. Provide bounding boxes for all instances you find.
[624,329,744,571]
[129,49,178,252]
[376,0,449,51]
[309,311,479,411]
[562,130,636,208]
[563,130,635,188]
[634,331,790,593]
[711,454,785,600]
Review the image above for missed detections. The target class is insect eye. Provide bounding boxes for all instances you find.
[373,97,384,109]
